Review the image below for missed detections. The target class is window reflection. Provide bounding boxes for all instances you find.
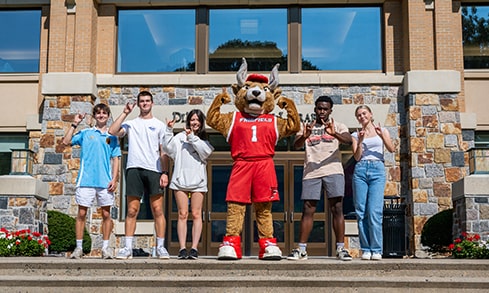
[302,7,382,71]
[117,9,196,73]
[209,8,287,71]
[462,6,489,69]
[0,10,40,73]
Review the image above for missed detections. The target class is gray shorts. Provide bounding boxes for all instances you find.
[125,168,163,197]
[301,173,345,201]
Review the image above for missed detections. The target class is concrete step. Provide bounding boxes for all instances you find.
[0,257,488,292]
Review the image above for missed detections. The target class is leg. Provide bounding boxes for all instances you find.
[329,197,345,245]
[174,190,189,250]
[255,201,282,260]
[125,196,141,237]
[150,194,166,239]
[299,200,317,243]
[190,192,204,250]
[100,205,113,241]
[365,161,386,255]
[353,161,370,253]
[218,202,246,260]
[75,205,88,241]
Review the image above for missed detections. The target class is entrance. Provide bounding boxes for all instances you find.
[166,152,335,257]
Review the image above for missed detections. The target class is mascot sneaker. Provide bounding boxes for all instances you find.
[218,235,242,260]
[259,238,282,260]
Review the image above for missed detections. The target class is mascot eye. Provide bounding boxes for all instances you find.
[263,87,270,92]
[244,85,249,90]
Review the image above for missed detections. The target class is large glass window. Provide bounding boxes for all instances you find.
[301,7,382,71]
[209,8,287,72]
[462,6,489,69]
[117,9,196,73]
[0,10,41,73]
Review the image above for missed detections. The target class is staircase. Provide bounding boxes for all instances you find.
[0,256,488,292]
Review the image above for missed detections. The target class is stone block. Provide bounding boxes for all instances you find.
[451,151,465,167]
[434,182,451,197]
[410,137,425,152]
[426,133,444,149]
[445,167,462,182]
[434,148,450,163]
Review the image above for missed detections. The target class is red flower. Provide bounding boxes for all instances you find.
[448,243,455,250]
[455,238,462,243]
[461,231,467,237]
[457,246,462,252]
[475,234,481,240]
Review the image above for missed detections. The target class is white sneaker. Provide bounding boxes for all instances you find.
[371,253,382,260]
[336,248,352,261]
[101,247,113,259]
[70,247,83,259]
[116,247,133,260]
[287,249,308,261]
[156,246,170,259]
[263,245,282,260]
[361,251,372,260]
[217,245,238,260]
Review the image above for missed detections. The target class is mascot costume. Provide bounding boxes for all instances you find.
[206,58,300,260]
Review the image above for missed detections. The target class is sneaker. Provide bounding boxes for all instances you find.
[178,248,188,260]
[116,247,133,260]
[156,246,170,259]
[70,247,83,259]
[287,248,308,261]
[336,248,353,261]
[371,253,382,260]
[101,247,113,259]
[361,251,372,260]
[188,248,199,260]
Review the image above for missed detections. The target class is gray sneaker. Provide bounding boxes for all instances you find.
[116,247,133,260]
[101,247,113,259]
[156,246,170,259]
[70,247,83,259]
[287,248,308,261]
[336,248,353,261]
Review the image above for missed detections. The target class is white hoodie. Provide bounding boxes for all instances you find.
[162,126,214,192]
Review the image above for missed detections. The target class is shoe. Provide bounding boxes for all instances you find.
[116,247,133,260]
[156,246,170,259]
[70,247,83,259]
[188,248,199,260]
[101,247,113,259]
[287,249,308,261]
[178,248,188,260]
[336,248,352,261]
[361,251,372,260]
[371,253,382,260]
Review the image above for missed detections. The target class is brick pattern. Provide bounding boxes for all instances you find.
[453,195,489,240]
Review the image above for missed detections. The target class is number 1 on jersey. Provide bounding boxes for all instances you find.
[251,125,257,142]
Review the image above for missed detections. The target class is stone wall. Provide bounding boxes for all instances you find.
[0,196,48,235]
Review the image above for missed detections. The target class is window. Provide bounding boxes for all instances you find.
[116,6,384,73]
[462,6,489,69]
[0,134,29,175]
[0,10,41,73]
[117,9,196,73]
[209,8,287,72]
[302,7,382,71]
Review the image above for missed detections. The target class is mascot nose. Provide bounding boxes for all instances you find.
[252,89,261,97]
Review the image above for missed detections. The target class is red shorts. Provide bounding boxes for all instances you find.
[226,159,280,204]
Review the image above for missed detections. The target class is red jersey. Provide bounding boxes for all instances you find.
[227,112,278,161]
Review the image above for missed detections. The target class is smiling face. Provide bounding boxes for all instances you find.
[137,94,153,115]
[355,106,373,127]
[188,113,201,133]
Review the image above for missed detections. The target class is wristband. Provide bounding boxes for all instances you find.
[71,123,78,128]
[162,171,169,176]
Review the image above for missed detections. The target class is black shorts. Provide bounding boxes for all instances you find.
[125,168,163,197]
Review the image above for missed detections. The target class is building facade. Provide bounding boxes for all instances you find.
[1,0,488,257]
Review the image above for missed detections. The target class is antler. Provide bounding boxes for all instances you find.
[269,63,280,91]
[236,57,248,87]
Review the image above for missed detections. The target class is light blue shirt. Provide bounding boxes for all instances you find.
[71,127,121,188]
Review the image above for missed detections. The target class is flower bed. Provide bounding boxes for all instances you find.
[449,232,489,259]
[0,228,50,257]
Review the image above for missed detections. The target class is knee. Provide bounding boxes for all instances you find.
[178,210,189,220]
[126,207,139,219]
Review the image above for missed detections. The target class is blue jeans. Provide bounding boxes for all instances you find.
[352,160,386,254]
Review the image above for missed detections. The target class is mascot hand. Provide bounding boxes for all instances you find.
[216,87,231,104]
[277,96,292,109]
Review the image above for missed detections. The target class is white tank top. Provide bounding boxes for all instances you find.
[352,132,384,161]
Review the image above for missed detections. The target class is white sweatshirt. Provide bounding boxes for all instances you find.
[162,126,214,192]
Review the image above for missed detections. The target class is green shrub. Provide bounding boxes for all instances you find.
[420,208,453,252]
[47,210,91,254]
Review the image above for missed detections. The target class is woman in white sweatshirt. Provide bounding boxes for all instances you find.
[163,109,214,260]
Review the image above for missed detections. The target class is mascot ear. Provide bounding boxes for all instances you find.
[269,63,280,91]
[237,57,248,87]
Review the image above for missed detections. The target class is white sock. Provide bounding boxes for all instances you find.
[298,243,307,252]
[125,236,133,249]
[76,239,83,249]
[336,242,344,250]
[102,240,109,249]
[156,237,165,248]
